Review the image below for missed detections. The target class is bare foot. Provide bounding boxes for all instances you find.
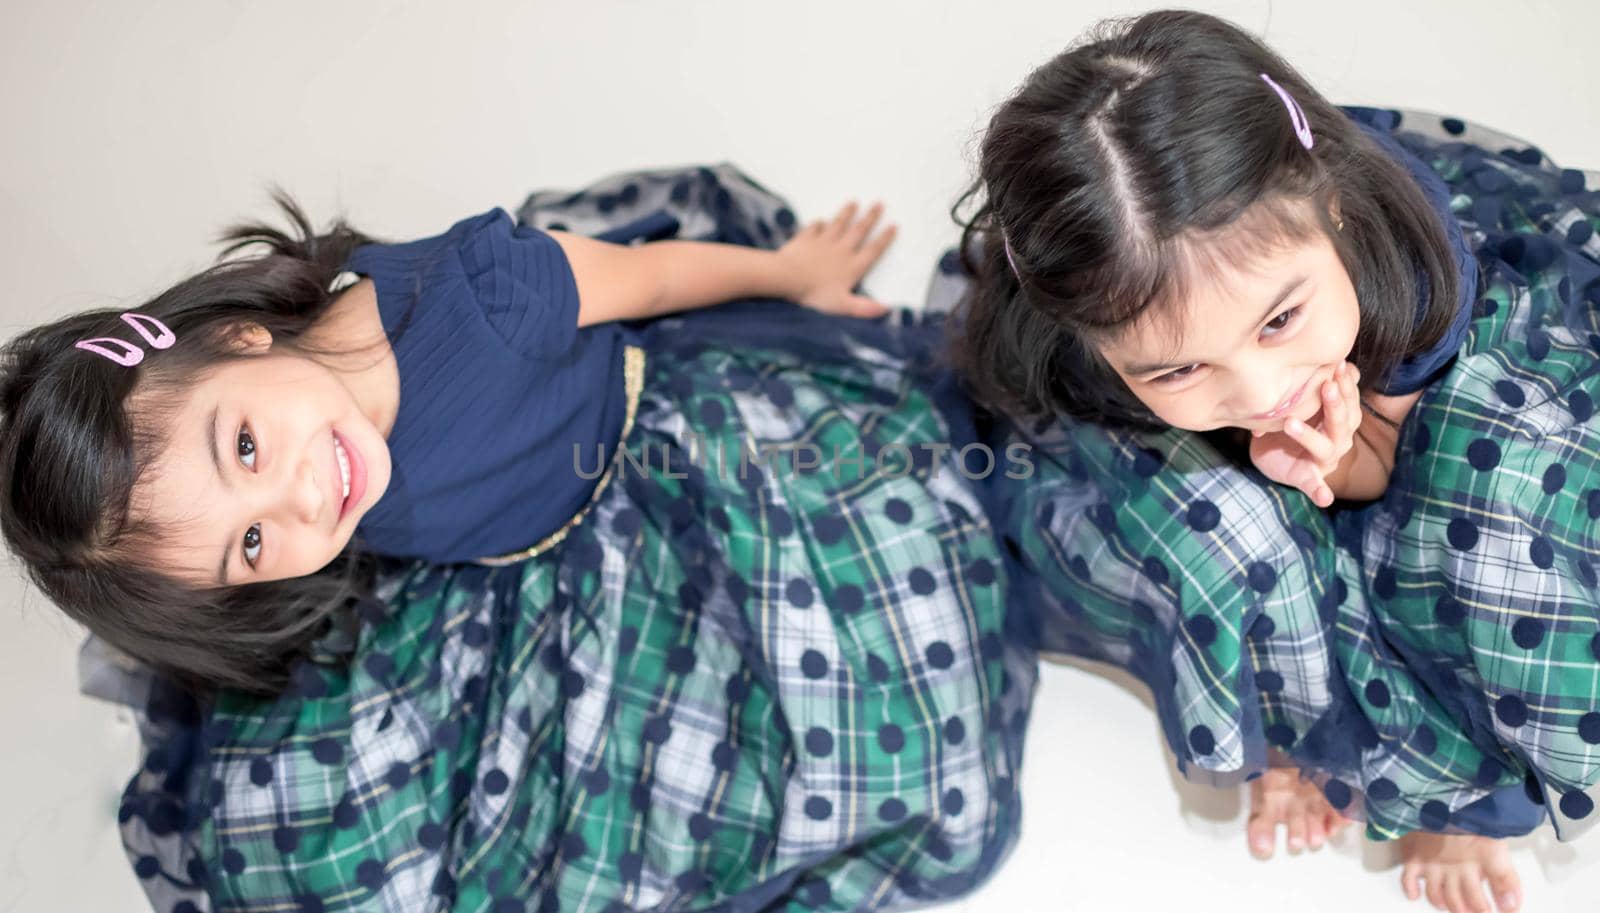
[1399,832,1520,913]
[1246,767,1353,859]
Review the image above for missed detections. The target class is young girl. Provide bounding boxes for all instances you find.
[5,166,1036,912]
[952,10,1598,913]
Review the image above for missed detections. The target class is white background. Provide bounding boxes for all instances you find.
[2,1,1598,910]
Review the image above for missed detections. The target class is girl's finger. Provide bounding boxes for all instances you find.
[1320,378,1346,448]
[1284,417,1334,465]
[828,202,859,238]
[857,223,898,267]
[846,202,884,248]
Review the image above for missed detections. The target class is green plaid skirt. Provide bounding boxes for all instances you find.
[995,107,1600,842]
[100,166,1036,913]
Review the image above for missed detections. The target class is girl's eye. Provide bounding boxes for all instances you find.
[243,524,262,568]
[237,426,256,469]
[1264,305,1301,334]
[1154,364,1200,384]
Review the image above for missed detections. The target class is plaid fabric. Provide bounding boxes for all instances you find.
[994,107,1600,842]
[90,165,1036,913]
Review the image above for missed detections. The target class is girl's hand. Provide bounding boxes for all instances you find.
[1248,362,1362,508]
[777,201,896,318]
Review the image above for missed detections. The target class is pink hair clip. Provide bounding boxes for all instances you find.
[1260,73,1314,150]
[74,312,176,367]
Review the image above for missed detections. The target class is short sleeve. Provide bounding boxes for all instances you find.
[457,207,582,359]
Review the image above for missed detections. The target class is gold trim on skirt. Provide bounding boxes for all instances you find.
[474,345,646,567]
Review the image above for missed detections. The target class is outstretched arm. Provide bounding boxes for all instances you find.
[549,202,897,327]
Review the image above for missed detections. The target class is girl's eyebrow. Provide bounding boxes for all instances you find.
[1122,276,1309,376]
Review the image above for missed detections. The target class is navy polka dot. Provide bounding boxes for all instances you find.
[801,879,832,906]
[1463,760,1504,792]
[1575,712,1600,745]
[1573,390,1595,423]
[1365,679,1392,709]
[711,742,737,772]
[249,757,274,786]
[1570,221,1595,246]
[768,507,794,537]
[805,727,834,757]
[1529,328,1553,361]
[1132,447,1164,477]
[1560,168,1588,193]
[1530,537,1555,569]
[800,649,829,679]
[1447,517,1479,551]
[618,626,640,656]
[1255,670,1285,693]
[1185,614,1218,647]
[612,508,643,537]
[1249,613,1277,640]
[1441,117,1465,135]
[1496,694,1529,727]
[1494,380,1525,406]
[583,767,610,795]
[878,724,906,753]
[134,856,160,878]
[1187,500,1221,532]
[386,763,412,790]
[222,848,246,875]
[1561,790,1594,820]
[483,769,511,795]
[885,498,913,524]
[355,859,390,891]
[618,852,644,881]
[1374,565,1398,599]
[1467,439,1501,471]
[1323,779,1353,810]
[311,738,343,765]
[333,795,360,829]
[786,579,814,608]
[1414,724,1438,756]
[833,583,865,613]
[642,715,673,744]
[1543,464,1568,495]
[1265,724,1297,748]
[463,621,490,648]
[804,796,833,820]
[1419,801,1451,831]
[942,788,965,816]
[1141,556,1170,585]
[660,645,695,676]
[1367,777,1400,801]
[1512,617,1546,649]
[812,513,847,544]
[1188,725,1215,755]
[273,826,300,853]
[945,716,966,745]
[1576,557,1597,588]
[1435,594,1466,625]
[908,568,937,595]
[925,642,955,670]
[688,814,715,841]
[878,798,907,822]
[1246,562,1277,594]
[969,559,997,586]
[866,654,891,682]
[561,669,588,698]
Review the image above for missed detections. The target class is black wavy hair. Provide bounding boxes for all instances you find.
[0,188,390,696]
[951,9,1461,430]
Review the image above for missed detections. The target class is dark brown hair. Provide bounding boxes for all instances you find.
[0,188,388,695]
[951,9,1461,429]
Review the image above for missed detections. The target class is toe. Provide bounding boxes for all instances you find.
[1286,807,1309,853]
[1247,813,1277,860]
[1402,863,1423,902]
[1485,857,1521,913]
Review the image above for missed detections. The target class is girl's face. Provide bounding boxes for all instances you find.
[140,345,392,586]
[1097,227,1360,433]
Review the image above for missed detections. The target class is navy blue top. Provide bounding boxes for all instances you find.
[1340,106,1478,395]
[341,208,627,563]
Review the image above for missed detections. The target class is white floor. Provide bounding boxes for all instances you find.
[3,1,1598,910]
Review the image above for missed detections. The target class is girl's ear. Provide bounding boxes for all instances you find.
[229,322,273,355]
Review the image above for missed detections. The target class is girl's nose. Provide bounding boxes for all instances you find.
[289,456,324,524]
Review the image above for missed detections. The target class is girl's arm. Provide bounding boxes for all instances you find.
[548,202,897,327]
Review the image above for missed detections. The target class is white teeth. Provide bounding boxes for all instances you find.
[333,436,351,501]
